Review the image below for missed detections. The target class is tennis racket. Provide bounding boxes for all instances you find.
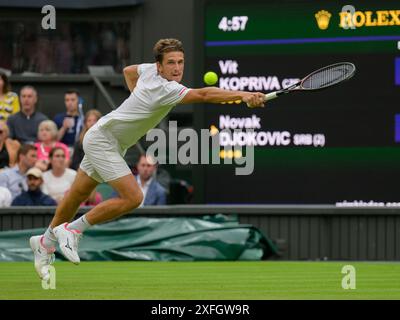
[247,62,356,107]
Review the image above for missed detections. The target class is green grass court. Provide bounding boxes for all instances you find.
[1,261,400,300]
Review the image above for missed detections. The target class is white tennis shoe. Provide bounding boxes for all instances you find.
[53,223,82,265]
[29,235,55,280]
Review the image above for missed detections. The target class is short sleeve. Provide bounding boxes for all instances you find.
[138,63,155,76]
[158,81,191,106]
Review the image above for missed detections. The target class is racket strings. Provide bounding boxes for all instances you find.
[302,64,354,90]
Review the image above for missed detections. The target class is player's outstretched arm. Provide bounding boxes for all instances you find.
[180,87,265,108]
[123,65,140,92]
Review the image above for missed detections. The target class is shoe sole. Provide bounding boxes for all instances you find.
[59,245,80,265]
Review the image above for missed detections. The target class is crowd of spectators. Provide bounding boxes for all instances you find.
[0,72,168,208]
[0,72,104,207]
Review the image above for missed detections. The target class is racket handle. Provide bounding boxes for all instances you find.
[246,91,279,107]
[264,92,279,101]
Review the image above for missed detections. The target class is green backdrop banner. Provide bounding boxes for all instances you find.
[0,215,278,261]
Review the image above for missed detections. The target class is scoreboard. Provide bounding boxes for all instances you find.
[201,0,400,204]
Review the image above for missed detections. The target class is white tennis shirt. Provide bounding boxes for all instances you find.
[96,63,191,150]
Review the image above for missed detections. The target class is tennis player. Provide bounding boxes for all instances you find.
[30,38,265,279]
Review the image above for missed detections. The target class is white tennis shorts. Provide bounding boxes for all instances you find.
[80,125,131,183]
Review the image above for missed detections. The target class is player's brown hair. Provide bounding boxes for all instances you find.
[153,38,184,63]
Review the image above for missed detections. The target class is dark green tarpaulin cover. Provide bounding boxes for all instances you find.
[0,215,278,261]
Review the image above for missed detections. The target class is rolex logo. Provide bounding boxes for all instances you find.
[315,10,332,30]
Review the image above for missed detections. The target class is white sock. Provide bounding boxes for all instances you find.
[68,215,92,233]
[43,227,57,248]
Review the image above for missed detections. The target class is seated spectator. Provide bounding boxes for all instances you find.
[77,189,103,207]
[0,144,37,200]
[54,89,84,150]
[42,147,76,203]
[11,167,57,206]
[0,186,12,207]
[81,191,102,206]
[34,120,70,171]
[71,109,102,170]
[0,72,20,120]
[64,187,103,207]
[110,155,166,206]
[7,86,48,144]
[135,154,166,206]
[0,120,20,170]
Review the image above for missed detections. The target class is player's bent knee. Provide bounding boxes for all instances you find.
[130,192,144,210]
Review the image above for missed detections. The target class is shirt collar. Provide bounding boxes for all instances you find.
[20,109,36,119]
[137,176,153,188]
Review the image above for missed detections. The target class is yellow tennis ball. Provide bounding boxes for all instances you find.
[203,71,218,85]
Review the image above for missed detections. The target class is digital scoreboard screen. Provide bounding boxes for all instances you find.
[202,0,400,205]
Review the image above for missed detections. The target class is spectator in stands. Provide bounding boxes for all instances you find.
[0,120,20,170]
[34,120,70,171]
[54,89,83,150]
[135,154,166,206]
[0,144,37,200]
[81,190,102,206]
[0,72,20,121]
[7,86,48,144]
[11,167,57,206]
[0,186,12,207]
[42,147,76,203]
[70,109,102,170]
[76,188,103,207]
[65,187,103,207]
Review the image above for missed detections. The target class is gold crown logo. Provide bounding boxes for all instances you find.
[315,10,332,30]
